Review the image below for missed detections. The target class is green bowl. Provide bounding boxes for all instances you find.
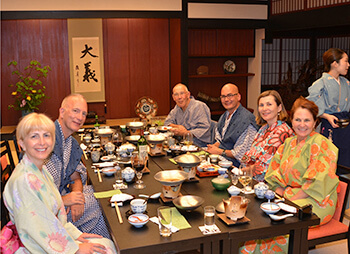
[211,177,231,191]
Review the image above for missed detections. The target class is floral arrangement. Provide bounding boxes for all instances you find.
[8,60,51,112]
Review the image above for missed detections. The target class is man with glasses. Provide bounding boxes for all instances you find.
[207,83,259,167]
[164,83,212,147]
[45,94,111,239]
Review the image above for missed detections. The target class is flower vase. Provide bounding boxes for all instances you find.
[21,110,33,117]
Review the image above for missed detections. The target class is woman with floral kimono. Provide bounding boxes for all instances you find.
[240,97,339,254]
[2,113,116,253]
[242,90,294,182]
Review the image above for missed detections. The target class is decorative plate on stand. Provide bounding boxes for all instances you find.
[223,60,236,74]
[135,96,158,119]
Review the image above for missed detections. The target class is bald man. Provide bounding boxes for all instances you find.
[45,94,111,239]
[164,83,212,147]
[207,83,259,167]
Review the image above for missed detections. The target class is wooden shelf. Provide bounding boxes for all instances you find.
[189,73,255,78]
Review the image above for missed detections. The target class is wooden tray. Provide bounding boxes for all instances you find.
[196,169,219,178]
[217,213,250,225]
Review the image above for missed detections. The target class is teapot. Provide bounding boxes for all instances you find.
[223,196,248,221]
[254,182,269,199]
[122,167,135,182]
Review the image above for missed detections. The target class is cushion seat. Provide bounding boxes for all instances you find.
[308,218,348,240]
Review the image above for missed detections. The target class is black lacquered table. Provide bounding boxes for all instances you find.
[84,153,319,254]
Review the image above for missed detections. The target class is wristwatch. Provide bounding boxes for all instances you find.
[221,149,226,156]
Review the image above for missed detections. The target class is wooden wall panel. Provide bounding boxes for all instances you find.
[149,19,170,116]
[103,19,131,118]
[188,29,217,56]
[103,18,171,119]
[217,29,254,56]
[129,19,151,115]
[169,19,182,110]
[1,19,70,126]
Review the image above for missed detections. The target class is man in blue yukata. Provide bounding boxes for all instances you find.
[207,83,259,167]
[45,94,111,239]
[164,83,212,147]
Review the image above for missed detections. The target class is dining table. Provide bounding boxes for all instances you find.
[82,141,320,254]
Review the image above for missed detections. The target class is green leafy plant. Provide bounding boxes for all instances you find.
[8,60,51,112]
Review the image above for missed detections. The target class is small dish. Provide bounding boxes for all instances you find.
[128,213,149,228]
[227,185,241,196]
[218,167,227,175]
[158,126,172,132]
[91,138,100,143]
[260,202,280,215]
[102,167,117,176]
[100,156,111,162]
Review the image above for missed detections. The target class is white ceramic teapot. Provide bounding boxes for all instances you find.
[254,182,269,199]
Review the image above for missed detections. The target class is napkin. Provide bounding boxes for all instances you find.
[199,224,221,235]
[94,189,122,199]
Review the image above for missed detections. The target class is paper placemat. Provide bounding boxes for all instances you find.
[159,207,191,230]
[169,158,177,164]
[94,189,122,199]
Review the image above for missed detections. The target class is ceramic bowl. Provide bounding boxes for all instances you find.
[102,167,117,177]
[227,185,241,196]
[128,213,149,228]
[172,195,204,212]
[130,199,147,213]
[218,167,228,175]
[218,160,233,168]
[211,177,231,191]
[260,202,280,215]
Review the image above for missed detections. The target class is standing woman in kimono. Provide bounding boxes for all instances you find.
[307,48,350,168]
[2,113,116,253]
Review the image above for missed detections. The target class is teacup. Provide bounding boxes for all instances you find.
[130,199,147,213]
[209,154,219,163]
[91,150,100,163]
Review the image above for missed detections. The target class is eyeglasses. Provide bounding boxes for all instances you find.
[173,91,187,97]
[220,93,238,99]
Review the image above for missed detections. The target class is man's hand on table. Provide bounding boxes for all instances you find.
[169,124,189,136]
[62,191,85,221]
[207,144,222,155]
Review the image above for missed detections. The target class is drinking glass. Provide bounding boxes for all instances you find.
[230,172,238,186]
[114,166,125,189]
[132,152,146,189]
[158,206,172,237]
[204,206,215,229]
[183,132,193,146]
[238,165,252,203]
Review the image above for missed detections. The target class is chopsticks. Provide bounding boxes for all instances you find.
[96,168,103,182]
[114,202,123,223]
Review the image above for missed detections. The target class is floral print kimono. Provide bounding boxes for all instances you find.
[240,132,339,254]
[244,121,294,182]
[3,155,116,254]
